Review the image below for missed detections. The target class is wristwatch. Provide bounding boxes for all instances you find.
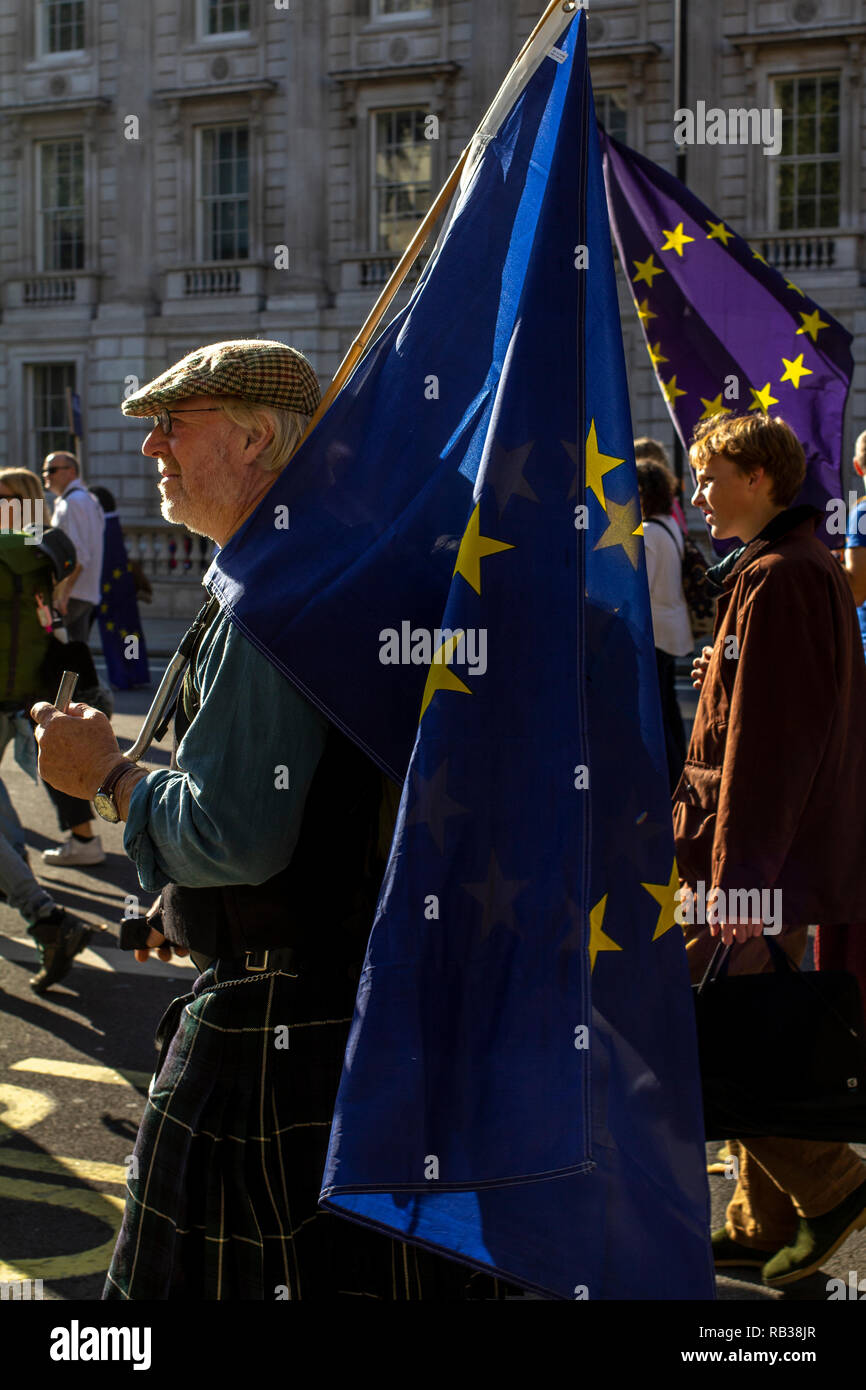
[94,760,134,823]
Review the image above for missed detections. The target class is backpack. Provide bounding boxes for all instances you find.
[0,527,75,710]
[0,532,55,708]
[644,516,716,640]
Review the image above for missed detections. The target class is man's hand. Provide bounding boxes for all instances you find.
[134,927,190,965]
[31,700,121,799]
[691,644,715,690]
[708,898,767,947]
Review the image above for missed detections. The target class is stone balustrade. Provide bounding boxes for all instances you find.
[123,520,214,620]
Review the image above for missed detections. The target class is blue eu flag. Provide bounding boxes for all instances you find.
[211,12,713,1300]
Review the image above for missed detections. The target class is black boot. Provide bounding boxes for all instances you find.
[28,909,92,994]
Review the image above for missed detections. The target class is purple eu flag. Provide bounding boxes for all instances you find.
[600,129,854,545]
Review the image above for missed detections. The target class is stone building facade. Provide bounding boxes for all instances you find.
[1,1,864,613]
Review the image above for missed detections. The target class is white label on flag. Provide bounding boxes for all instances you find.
[548,47,567,64]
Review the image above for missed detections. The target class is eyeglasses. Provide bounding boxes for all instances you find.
[42,465,71,475]
[150,407,224,434]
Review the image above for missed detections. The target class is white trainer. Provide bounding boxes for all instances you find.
[42,836,106,867]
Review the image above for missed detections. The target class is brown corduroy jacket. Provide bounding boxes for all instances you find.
[672,506,866,927]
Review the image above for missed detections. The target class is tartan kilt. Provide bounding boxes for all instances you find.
[103,961,499,1301]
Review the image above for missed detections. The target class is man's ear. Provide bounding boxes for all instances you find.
[244,422,274,463]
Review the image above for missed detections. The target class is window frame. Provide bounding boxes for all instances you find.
[28,362,78,472]
[35,136,86,273]
[594,88,628,144]
[368,105,435,255]
[370,0,434,24]
[196,0,252,42]
[35,0,86,60]
[771,70,842,234]
[195,122,251,264]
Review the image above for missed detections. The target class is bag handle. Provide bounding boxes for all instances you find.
[699,935,793,991]
[696,935,864,1043]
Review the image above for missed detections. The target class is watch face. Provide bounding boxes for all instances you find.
[94,791,120,823]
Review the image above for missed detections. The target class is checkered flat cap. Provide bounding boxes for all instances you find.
[120,339,322,418]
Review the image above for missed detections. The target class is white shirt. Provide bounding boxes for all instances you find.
[51,480,105,605]
[643,513,694,657]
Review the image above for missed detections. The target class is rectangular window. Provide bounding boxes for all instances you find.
[200,126,249,261]
[774,74,841,231]
[30,364,76,468]
[371,108,433,254]
[37,140,85,272]
[205,0,250,35]
[595,89,627,143]
[372,1,432,18]
[40,0,85,55]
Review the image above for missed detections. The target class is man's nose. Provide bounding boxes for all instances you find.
[141,426,166,458]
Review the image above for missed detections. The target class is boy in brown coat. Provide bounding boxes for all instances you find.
[673,412,866,1287]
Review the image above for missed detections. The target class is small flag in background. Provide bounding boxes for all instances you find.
[211,11,713,1300]
[600,129,854,545]
[65,389,83,440]
[96,504,150,689]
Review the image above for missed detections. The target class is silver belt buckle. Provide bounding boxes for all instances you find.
[244,949,270,973]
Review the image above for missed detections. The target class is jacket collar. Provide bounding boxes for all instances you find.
[705,504,822,593]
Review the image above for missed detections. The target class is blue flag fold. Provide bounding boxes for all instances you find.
[210,11,713,1300]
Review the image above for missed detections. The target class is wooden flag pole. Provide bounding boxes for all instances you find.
[303,0,580,440]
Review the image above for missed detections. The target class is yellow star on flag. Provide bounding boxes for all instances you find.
[419,632,472,722]
[453,503,513,596]
[796,308,829,343]
[635,298,657,325]
[785,278,805,298]
[751,246,769,265]
[780,353,813,389]
[660,222,695,257]
[632,253,664,288]
[585,419,624,511]
[706,219,734,247]
[647,341,669,368]
[698,394,732,421]
[589,894,622,972]
[106,621,115,631]
[662,374,687,405]
[593,495,643,571]
[749,382,779,412]
[642,862,681,942]
[112,568,122,579]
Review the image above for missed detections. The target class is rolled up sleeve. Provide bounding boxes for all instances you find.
[123,605,329,892]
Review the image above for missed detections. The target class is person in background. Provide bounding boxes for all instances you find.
[88,486,150,691]
[634,436,688,533]
[0,467,106,867]
[678,412,866,1289]
[42,452,104,645]
[841,428,866,659]
[636,460,693,792]
[0,474,93,989]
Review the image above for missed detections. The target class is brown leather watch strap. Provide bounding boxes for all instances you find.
[96,760,135,801]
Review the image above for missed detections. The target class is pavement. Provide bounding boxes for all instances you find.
[0,649,864,1301]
